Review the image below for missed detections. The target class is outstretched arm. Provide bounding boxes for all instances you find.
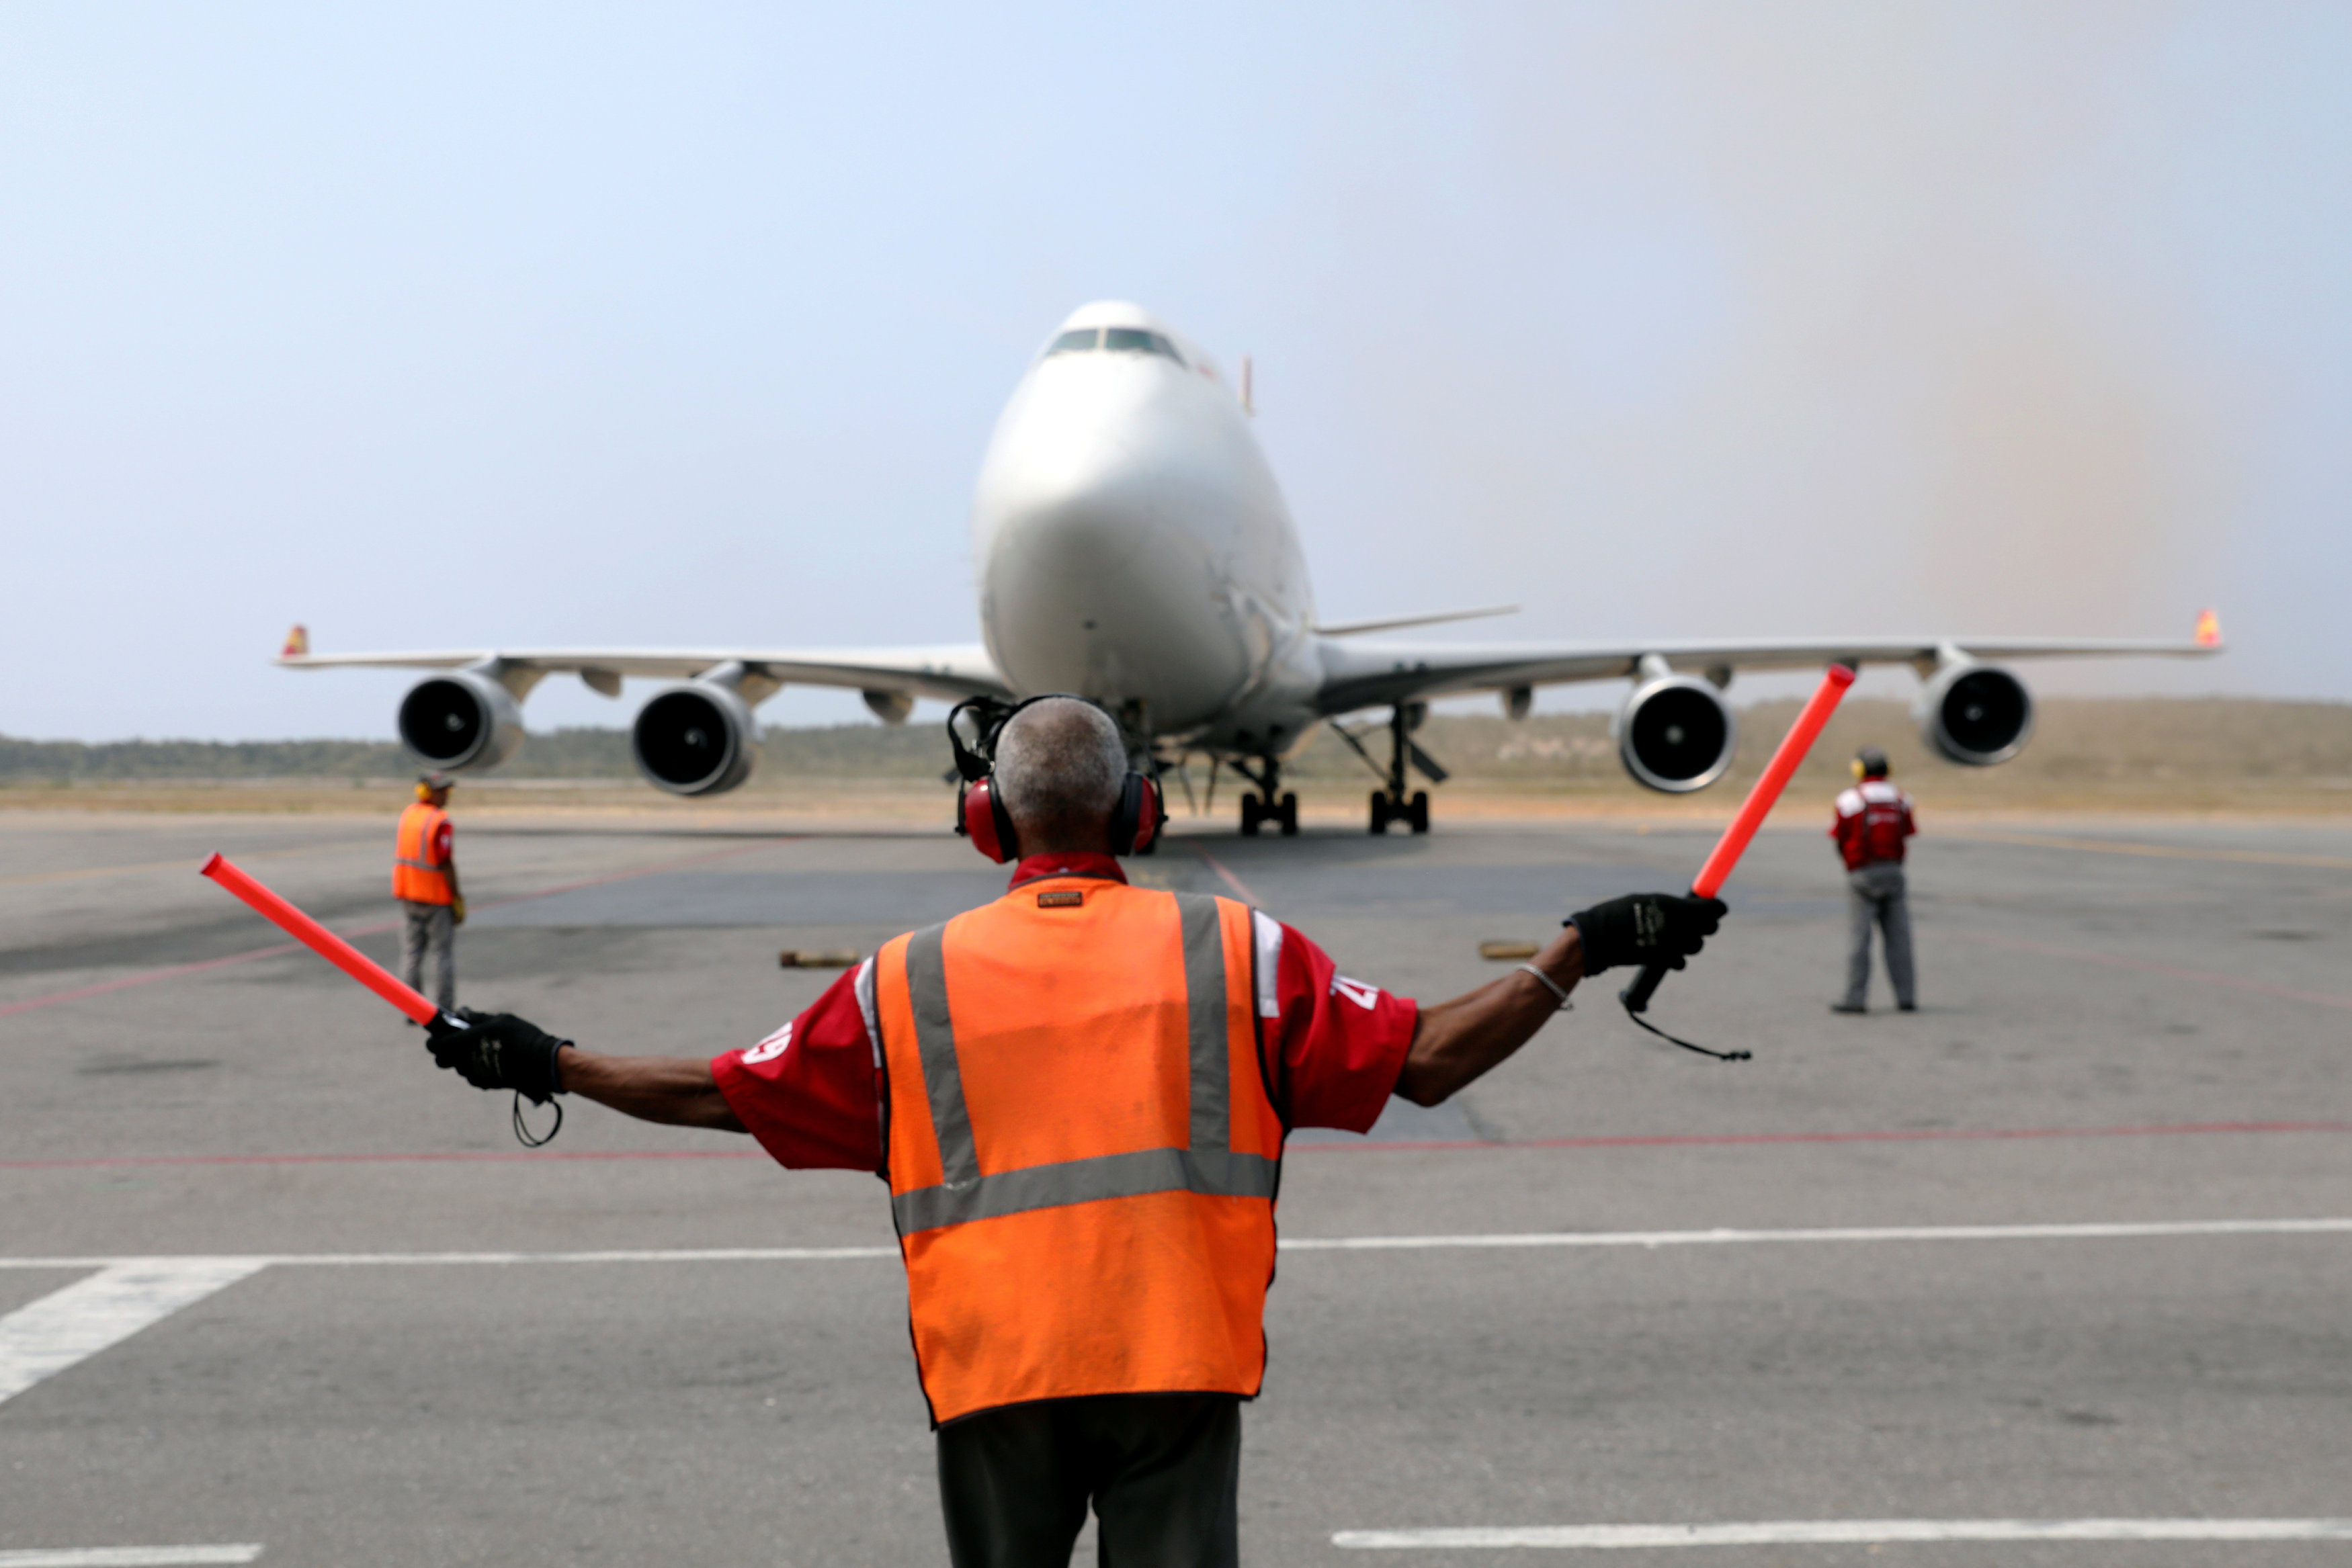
[1390,890,1728,1106]
[1394,928,1583,1106]
[558,1048,745,1132]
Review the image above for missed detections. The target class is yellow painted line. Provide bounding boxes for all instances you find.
[1944,830,2352,871]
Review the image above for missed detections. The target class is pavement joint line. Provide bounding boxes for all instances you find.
[0,1551,264,1567]
[1943,828,2352,871]
[1950,929,2352,1011]
[0,837,788,1021]
[5,1217,2348,1271]
[8,1119,2345,1170]
[1331,1518,2352,1549]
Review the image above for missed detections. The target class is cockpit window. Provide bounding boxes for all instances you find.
[1046,325,1185,366]
[1103,326,1185,365]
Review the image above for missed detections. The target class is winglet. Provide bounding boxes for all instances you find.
[2193,608,2222,648]
[281,623,310,658]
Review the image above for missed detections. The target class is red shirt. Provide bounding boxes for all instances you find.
[713,853,1420,1171]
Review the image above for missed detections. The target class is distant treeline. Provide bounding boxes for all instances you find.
[7,698,2351,793]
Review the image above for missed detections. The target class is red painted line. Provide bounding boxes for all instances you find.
[1192,849,1259,904]
[0,838,790,1021]
[8,1120,2345,1171]
[0,1147,768,1170]
[1950,930,2352,1012]
[1290,1120,2352,1155]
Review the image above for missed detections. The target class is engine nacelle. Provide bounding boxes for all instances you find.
[397,670,525,772]
[1614,673,1738,793]
[1915,660,2033,766]
[632,682,759,796]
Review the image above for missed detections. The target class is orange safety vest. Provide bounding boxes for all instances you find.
[392,802,454,904]
[876,877,1282,1425]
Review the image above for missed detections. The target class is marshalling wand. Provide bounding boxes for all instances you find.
[199,853,456,1029]
[1616,661,1859,1057]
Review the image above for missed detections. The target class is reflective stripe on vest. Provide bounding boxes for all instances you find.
[392,803,453,904]
[890,895,1275,1234]
[877,881,1282,1422]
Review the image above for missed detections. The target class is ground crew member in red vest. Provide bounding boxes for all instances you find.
[419,698,1723,1567]
[1830,744,1917,1014]
[393,771,464,1013]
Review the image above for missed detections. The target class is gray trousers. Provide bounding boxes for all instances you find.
[1843,863,1915,1010]
[397,900,456,1012]
[935,1394,1241,1568]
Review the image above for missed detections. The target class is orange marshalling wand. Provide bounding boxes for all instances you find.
[200,853,442,1025]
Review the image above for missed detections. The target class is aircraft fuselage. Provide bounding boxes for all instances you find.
[971,302,1324,760]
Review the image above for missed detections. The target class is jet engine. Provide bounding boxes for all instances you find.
[632,681,759,796]
[1915,658,2033,766]
[1614,670,1738,793]
[397,670,525,773]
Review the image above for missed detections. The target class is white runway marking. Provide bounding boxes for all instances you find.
[0,1547,263,1565]
[1333,1518,2352,1549]
[1277,1217,2352,1252]
[2,1217,2348,1274]
[0,1258,268,1407]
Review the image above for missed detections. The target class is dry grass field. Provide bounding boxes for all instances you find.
[3,697,2347,821]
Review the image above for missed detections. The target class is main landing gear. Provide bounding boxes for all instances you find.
[1232,756,1298,837]
[1333,703,1448,835]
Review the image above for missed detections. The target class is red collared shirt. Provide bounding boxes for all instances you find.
[713,853,1419,1170]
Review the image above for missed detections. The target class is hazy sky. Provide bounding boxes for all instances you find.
[4,3,2345,741]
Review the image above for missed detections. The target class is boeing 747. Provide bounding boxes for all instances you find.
[282,300,2221,836]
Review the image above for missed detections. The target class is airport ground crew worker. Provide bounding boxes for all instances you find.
[419,698,1723,1568]
[393,772,464,1014]
[1831,745,1916,1014]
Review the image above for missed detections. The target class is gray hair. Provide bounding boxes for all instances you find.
[994,697,1127,827]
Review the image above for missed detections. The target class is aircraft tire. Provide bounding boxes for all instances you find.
[1407,791,1431,834]
[1278,793,1299,836]
[1368,790,1390,834]
[1241,793,1263,837]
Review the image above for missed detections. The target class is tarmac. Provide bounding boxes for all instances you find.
[2,803,2349,1565]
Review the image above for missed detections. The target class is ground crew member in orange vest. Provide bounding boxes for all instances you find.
[419,698,1724,1567]
[394,771,464,1013]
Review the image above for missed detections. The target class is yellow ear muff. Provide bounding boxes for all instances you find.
[416,783,433,802]
[1850,758,1865,781]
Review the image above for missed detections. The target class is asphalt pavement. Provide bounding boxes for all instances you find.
[2,803,2347,1565]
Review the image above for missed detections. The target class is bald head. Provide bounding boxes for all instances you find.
[994,697,1127,848]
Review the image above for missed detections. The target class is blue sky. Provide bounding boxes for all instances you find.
[3,3,2345,740]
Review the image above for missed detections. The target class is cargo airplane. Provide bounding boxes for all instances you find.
[282,300,2222,837]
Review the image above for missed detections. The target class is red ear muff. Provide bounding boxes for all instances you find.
[1111,772,1160,856]
[962,779,1018,864]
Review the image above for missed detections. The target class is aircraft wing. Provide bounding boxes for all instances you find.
[278,643,1012,704]
[1312,630,2222,717]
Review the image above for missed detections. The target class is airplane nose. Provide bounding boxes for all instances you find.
[973,369,1249,715]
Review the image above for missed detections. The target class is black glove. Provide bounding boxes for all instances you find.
[425,1008,569,1105]
[1567,893,1728,975]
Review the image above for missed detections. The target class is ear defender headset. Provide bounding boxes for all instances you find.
[947,695,1160,864]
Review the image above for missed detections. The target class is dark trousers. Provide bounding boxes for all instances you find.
[935,1393,1241,1568]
